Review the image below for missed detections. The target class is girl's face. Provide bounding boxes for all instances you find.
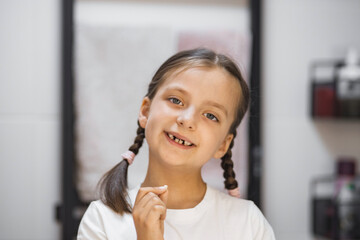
[139,67,241,171]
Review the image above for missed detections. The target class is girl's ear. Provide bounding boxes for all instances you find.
[213,134,234,159]
[139,97,151,128]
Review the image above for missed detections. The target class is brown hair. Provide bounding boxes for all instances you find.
[99,48,250,214]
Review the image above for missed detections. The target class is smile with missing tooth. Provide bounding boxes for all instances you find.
[166,133,194,146]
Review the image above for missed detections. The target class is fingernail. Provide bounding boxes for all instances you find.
[158,185,168,190]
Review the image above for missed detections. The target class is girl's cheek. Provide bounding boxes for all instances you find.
[163,105,179,116]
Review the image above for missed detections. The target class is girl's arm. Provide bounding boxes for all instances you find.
[132,186,168,240]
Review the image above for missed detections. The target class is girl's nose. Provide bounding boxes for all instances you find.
[177,107,197,130]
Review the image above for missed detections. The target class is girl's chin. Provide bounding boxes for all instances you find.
[151,154,191,168]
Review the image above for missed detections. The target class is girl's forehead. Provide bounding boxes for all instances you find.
[161,66,240,91]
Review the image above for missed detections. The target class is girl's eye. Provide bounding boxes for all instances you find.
[204,113,219,122]
[169,97,183,106]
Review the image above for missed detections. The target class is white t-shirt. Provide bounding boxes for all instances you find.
[77,185,275,240]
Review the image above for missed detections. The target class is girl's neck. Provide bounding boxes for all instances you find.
[141,161,207,209]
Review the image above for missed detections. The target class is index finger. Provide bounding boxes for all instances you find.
[134,185,168,206]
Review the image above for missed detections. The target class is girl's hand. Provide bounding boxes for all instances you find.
[132,185,168,240]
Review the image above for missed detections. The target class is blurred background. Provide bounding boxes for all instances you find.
[1,0,360,240]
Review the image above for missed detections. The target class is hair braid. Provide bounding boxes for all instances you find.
[220,132,238,190]
[129,123,145,154]
[99,122,145,214]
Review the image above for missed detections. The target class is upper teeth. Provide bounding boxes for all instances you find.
[168,133,192,146]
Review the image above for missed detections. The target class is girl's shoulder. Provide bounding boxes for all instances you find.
[78,200,137,239]
[210,185,266,219]
[209,186,276,239]
[80,199,133,227]
[209,185,254,210]
[77,185,141,239]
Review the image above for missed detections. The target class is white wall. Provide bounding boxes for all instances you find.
[263,0,360,239]
[0,1,61,239]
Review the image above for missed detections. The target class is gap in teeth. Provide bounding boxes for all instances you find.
[168,133,192,146]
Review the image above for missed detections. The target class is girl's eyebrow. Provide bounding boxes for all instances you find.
[203,100,228,117]
[164,86,188,95]
[164,86,228,117]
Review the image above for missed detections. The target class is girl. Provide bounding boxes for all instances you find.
[77,48,275,240]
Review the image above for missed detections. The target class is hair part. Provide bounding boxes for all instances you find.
[99,48,250,214]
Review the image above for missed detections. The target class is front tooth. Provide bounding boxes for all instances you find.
[179,140,184,145]
[175,138,179,143]
[184,141,191,146]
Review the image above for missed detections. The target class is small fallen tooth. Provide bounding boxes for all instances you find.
[179,140,184,145]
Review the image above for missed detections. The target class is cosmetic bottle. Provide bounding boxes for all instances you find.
[334,157,360,239]
[336,48,360,118]
[312,176,336,238]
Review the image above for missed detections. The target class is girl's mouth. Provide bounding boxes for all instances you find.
[165,132,195,147]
